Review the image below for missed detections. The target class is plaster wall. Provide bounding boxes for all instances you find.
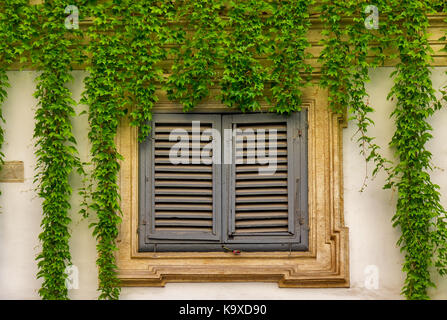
[0,68,446,299]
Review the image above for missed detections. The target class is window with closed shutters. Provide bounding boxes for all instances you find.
[139,112,308,252]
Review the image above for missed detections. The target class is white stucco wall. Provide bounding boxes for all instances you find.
[0,68,446,300]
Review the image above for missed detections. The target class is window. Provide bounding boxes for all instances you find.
[116,92,349,288]
[138,112,308,252]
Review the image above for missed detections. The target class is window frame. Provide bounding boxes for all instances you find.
[115,87,350,288]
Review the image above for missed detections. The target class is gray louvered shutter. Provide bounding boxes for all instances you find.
[222,112,308,251]
[139,114,222,251]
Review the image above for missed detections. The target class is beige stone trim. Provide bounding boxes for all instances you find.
[116,86,350,287]
[0,161,24,183]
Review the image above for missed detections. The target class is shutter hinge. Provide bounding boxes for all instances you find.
[138,220,147,234]
[298,129,302,137]
[228,209,234,236]
[298,214,304,225]
[145,176,149,183]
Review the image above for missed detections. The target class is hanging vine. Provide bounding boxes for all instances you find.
[166,0,225,112]
[29,0,84,299]
[320,0,447,299]
[0,0,446,301]
[220,0,271,112]
[267,0,313,114]
[0,0,30,184]
[320,0,392,190]
[166,0,314,114]
[124,0,175,141]
[383,0,447,300]
[81,1,127,300]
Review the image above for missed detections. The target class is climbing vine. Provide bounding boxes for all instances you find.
[124,0,175,141]
[320,0,447,299]
[267,0,313,114]
[166,0,225,112]
[1,0,447,300]
[29,0,84,299]
[81,1,127,300]
[0,0,30,185]
[320,0,392,190]
[220,0,270,112]
[167,0,313,114]
[384,0,447,299]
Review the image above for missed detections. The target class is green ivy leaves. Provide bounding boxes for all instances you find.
[219,0,270,112]
[267,0,313,114]
[0,0,30,185]
[124,0,175,141]
[81,1,126,300]
[384,0,447,300]
[29,0,84,300]
[320,0,447,299]
[166,0,225,112]
[166,0,313,114]
[320,0,392,190]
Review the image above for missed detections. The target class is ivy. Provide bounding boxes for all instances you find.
[81,1,127,300]
[220,0,271,112]
[320,0,392,190]
[384,0,447,300]
[0,0,30,184]
[166,0,313,114]
[80,0,179,299]
[166,0,225,112]
[124,0,175,141]
[320,0,447,299]
[29,0,84,299]
[267,0,313,114]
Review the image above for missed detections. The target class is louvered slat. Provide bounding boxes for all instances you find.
[233,121,290,235]
[236,164,288,172]
[236,195,288,203]
[154,123,213,133]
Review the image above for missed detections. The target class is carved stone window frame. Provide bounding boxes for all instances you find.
[116,86,349,287]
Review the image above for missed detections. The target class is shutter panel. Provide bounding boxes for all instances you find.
[222,112,308,250]
[233,121,290,235]
[140,114,221,247]
[152,122,214,235]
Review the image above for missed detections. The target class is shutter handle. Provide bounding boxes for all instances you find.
[222,245,241,255]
